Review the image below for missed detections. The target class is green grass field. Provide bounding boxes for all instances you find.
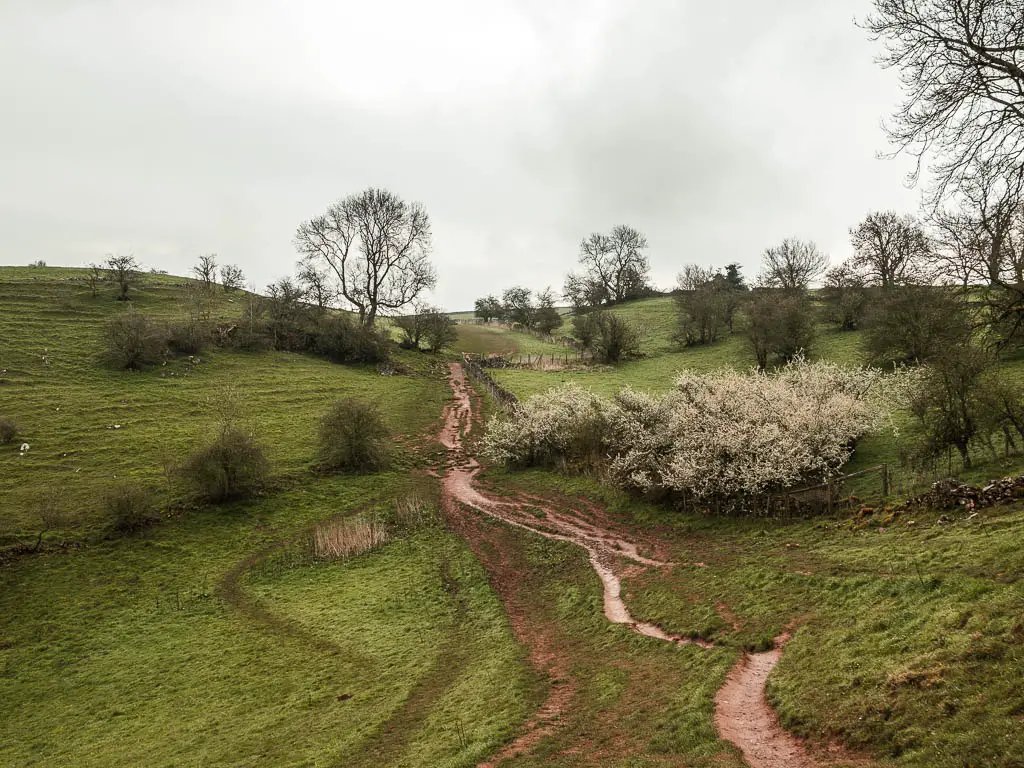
[4,269,1024,766]
[0,268,449,543]
[486,467,1024,768]
[0,267,532,766]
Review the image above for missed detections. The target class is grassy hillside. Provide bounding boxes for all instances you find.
[488,467,1024,768]
[488,297,874,399]
[0,267,533,766]
[0,268,448,542]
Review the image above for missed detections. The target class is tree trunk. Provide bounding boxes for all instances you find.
[956,442,971,469]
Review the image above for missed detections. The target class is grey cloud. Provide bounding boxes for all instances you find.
[1,0,919,309]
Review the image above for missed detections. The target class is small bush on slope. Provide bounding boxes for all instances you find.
[180,426,269,503]
[103,307,167,370]
[104,482,157,534]
[315,315,392,364]
[317,398,390,473]
[0,417,17,444]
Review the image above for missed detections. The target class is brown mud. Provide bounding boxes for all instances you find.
[440,361,855,768]
[714,633,819,768]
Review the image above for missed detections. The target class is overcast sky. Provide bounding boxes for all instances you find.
[0,0,920,310]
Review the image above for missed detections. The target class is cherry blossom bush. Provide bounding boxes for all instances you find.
[483,357,916,504]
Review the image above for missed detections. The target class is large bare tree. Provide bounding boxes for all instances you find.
[863,0,1024,202]
[574,225,651,304]
[758,238,828,290]
[849,211,930,289]
[293,188,436,326]
[219,264,245,293]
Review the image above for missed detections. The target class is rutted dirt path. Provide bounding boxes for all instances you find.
[715,633,819,768]
[442,363,707,649]
[439,362,836,768]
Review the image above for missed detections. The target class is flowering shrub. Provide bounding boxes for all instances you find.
[483,357,916,504]
[482,384,612,470]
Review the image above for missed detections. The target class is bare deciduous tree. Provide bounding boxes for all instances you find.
[86,262,104,297]
[575,225,651,304]
[297,261,335,312]
[220,264,245,293]
[931,164,1024,343]
[105,254,140,301]
[293,188,436,326]
[863,284,971,363]
[264,278,311,350]
[193,254,218,289]
[758,238,828,290]
[394,301,432,349]
[563,271,609,312]
[744,289,815,369]
[501,286,534,328]
[674,266,730,347]
[849,211,930,289]
[33,489,67,552]
[821,261,869,330]
[863,0,1024,202]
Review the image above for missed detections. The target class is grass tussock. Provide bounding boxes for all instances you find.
[312,516,390,560]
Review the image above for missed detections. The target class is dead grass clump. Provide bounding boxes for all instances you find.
[392,493,435,529]
[313,516,389,560]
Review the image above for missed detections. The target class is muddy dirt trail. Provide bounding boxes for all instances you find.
[440,362,836,768]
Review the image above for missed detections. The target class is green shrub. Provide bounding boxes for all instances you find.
[181,426,269,503]
[0,417,17,444]
[863,285,970,364]
[318,398,390,473]
[591,311,641,363]
[571,313,598,349]
[103,482,157,534]
[103,307,167,369]
[315,316,392,364]
[423,311,458,352]
[166,319,210,356]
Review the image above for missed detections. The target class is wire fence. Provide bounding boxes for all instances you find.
[779,464,891,516]
[663,465,894,518]
[462,354,519,412]
[481,350,592,369]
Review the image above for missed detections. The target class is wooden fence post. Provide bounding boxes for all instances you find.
[881,463,889,497]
